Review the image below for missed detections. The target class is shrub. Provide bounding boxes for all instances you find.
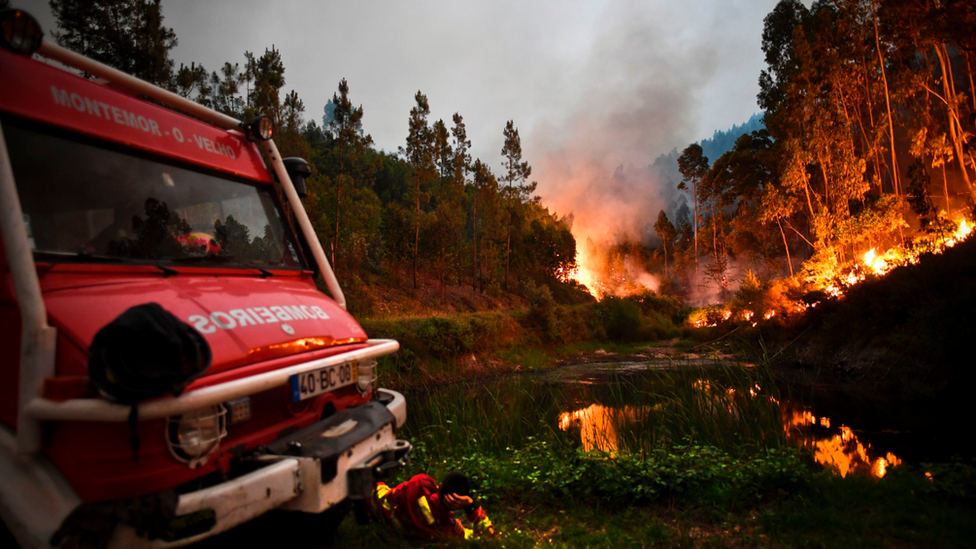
[595,296,644,342]
[521,280,559,343]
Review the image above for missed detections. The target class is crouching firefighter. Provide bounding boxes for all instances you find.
[363,471,496,540]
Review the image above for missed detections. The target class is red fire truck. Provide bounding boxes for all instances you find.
[0,10,409,548]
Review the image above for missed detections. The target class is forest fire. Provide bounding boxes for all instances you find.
[688,217,973,329]
[566,245,610,299]
[564,239,661,300]
[822,217,973,298]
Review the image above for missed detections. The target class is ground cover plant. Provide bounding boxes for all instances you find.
[328,366,976,548]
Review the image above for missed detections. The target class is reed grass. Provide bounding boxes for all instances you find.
[402,361,786,462]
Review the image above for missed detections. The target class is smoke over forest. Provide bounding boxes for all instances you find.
[527,1,770,301]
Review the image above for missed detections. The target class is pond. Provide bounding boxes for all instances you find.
[402,358,972,480]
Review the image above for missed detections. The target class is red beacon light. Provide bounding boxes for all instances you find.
[0,9,43,55]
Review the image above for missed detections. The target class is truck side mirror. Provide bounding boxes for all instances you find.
[282,157,311,201]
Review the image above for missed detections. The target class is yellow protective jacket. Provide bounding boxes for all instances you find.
[368,474,494,539]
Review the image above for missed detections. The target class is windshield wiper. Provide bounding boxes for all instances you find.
[170,254,237,263]
[169,255,273,278]
[33,250,128,263]
[34,250,181,278]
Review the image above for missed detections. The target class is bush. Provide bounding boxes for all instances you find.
[521,280,559,343]
[363,312,519,362]
[595,297,644,342]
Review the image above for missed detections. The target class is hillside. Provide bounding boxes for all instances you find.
[772,234,976,401]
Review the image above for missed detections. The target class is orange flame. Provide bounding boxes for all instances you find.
[696,218,972,329]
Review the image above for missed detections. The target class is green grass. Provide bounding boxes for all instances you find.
[328,364,976,548]
[760,465,976,548]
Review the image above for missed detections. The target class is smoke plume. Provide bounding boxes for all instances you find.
[528,0,724,297]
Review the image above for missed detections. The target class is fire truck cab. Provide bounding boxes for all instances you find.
[0,10,409,548]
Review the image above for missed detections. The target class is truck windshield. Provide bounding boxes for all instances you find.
[4,121,304,269]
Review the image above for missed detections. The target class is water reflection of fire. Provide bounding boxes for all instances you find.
[558,400,902,478]
[558,404,638,452]
[786,407,901,478]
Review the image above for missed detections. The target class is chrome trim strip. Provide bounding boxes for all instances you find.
[25,339,399,422]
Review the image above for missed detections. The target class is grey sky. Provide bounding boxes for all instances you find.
[21,0,776,167]
[21,0,780,257]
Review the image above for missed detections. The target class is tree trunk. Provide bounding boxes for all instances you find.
[934,44,973,195]
[967,51,976,112]
[692,182,699,274]
[472,197,478,291]
[413,175,420,290]
[859,49,884,193]
[504,190,512,291]
[872,0,900,195]
[663,240,668,278]
[711,202,718,267]
[943,163,950,215]
[776,217,794,277]
[333,142,344,269]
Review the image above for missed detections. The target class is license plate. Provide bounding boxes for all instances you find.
[290,360,358,402]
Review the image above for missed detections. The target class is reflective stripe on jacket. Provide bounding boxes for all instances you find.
[368,474,494,539]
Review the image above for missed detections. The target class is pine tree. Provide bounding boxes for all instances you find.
[248,46,285,123]
[50,0,177,87]
[209,62,246,118]
[404,92,434,289]
[450,114,472,286]
[326,79,371,270]
[501,121,532,290]
[278,90,310,159]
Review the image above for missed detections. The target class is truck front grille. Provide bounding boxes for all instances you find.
[225,385,295,440]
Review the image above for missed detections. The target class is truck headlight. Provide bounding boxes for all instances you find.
[166,404,227,468]
[357,359,376,394]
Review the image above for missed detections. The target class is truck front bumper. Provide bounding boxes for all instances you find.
[107,388,410,548]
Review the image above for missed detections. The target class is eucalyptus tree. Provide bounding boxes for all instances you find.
[677,143,709,272]
[883,0,974,199]
[654,210,677,278]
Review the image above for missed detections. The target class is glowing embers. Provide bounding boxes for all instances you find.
[693,217,973,328]
[786,406,901,478]
[818,217,972,300]
[558,404,640,452]
[246,336,365,362]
